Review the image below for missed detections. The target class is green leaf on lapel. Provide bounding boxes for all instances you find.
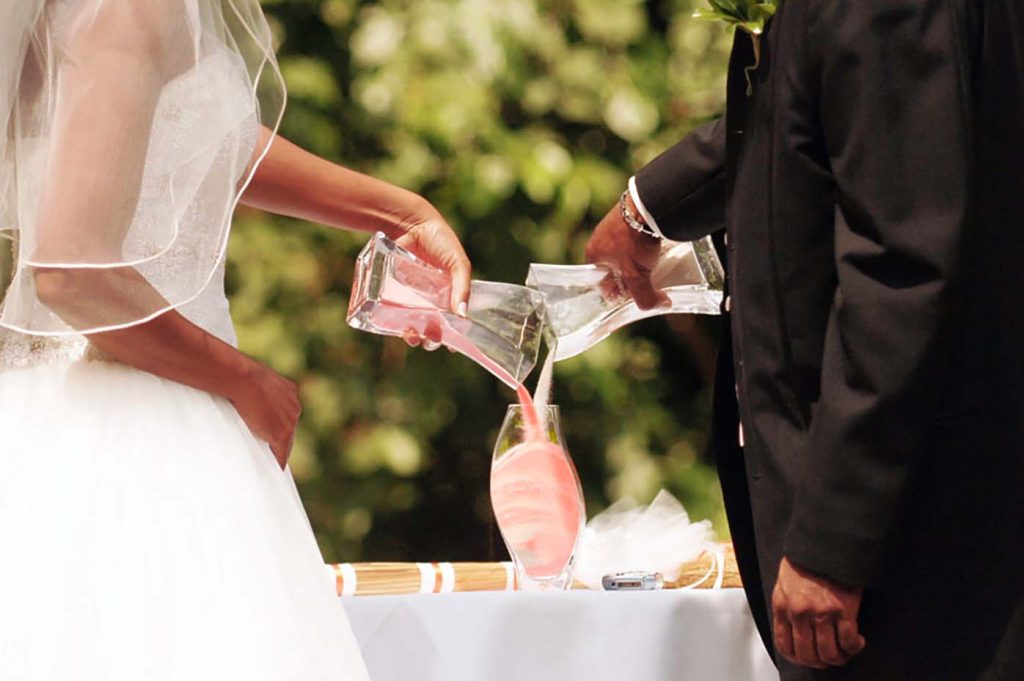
[694,0,778,36]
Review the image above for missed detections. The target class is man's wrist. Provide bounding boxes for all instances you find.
[627,176,666,239]
[619,190,661,240]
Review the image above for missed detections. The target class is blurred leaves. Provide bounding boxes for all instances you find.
[238,0,733,562]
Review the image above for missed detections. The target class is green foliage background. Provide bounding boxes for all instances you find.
[233,0,734,562]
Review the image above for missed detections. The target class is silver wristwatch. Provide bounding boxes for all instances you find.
[619,191,661,239]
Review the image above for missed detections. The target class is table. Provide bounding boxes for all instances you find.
[343,588,777,681]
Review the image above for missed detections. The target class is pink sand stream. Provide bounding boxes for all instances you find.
[367,279,584,583]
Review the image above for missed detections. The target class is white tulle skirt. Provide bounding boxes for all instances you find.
[0,359,370,681]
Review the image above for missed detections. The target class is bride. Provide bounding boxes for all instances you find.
[0,1,471,678]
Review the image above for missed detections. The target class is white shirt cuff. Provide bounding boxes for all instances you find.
[628,175,667,240]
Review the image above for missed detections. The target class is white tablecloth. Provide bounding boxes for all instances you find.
[343,589,777,681]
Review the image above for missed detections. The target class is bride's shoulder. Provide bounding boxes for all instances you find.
[55,1,193,77]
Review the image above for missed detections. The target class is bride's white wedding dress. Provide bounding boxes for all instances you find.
[0,4,370,678]
[0,283,371,681]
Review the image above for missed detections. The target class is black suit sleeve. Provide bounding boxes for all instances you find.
[783,0,973,586]
[633,117,727,241]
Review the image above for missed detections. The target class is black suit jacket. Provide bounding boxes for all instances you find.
[636,2,1024,678]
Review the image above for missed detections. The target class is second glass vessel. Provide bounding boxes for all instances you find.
[526,236,724,361]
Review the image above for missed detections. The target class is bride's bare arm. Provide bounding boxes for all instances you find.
[241,131,472,312]
[242,129,425,239]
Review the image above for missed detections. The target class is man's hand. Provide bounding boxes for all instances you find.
[772,557,867,669]
[585,196,669,311]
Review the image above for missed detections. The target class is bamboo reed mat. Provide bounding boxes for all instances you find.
[329,544,741,596]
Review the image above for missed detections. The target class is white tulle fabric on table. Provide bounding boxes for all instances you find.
[0,0,284,335]
[574,490,721,590]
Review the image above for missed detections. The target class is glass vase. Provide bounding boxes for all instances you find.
[490,405,586,591]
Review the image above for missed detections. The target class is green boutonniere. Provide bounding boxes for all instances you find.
[694,0,779,95]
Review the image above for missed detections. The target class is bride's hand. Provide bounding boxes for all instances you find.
[229,359,302,469]
[395,201,472,317]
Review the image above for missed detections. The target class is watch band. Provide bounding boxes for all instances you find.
[620,191,661,239]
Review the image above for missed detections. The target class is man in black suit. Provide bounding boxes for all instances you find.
[586,2,1024,678]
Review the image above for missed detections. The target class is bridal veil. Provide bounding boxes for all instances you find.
[0,0,285,335]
